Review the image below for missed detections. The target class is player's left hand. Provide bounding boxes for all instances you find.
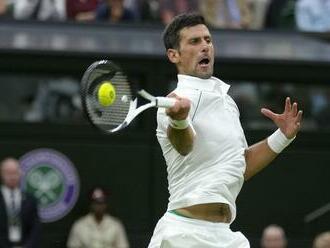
[261,97,303,139]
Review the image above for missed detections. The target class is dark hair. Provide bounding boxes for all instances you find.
[162,12,206,50]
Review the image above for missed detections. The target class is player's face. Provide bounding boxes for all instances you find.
[172,24,214,79]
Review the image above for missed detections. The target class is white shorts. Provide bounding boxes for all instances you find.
[148,212,250,248]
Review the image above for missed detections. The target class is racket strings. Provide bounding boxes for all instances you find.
[86,71,133,129]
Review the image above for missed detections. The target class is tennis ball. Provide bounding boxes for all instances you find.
[98,81,116,106]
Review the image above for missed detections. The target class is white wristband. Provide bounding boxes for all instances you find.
[267,128,295,153]
[169,118,189,130]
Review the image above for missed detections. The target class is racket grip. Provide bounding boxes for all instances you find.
[156,97,176,108]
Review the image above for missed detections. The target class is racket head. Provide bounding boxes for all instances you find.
[81,60,136,133]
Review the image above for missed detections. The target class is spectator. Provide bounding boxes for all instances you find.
[159,0,198,25]
[23,78,81,123]
[229,82,259,124]
[0,0,9,19]
[67,187,129,248]
[139,0,161,23]
[96,0,135,22]
[13,0,66,21]
[199,0,244,29]
[261,224,287,248]
[313,231,330,248]
[0,0,7,17]
[66,0,100,21]
[262,84,292,115]
[264,0,296,29]
[123,0,139,18]
[0,0,18,19]
[295,0,330,32]
[0,157,41,248]
[246,0,272,29]
[238,0,253,28]
[311,89,330,128]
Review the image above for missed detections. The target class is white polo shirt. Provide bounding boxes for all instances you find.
[67,214,129,248]
[156,74,248,223]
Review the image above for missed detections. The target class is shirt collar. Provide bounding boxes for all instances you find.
[1,185,20,195]
[177,74,230,94]
[87,213,110,226]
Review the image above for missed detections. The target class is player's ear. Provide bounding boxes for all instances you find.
[167,49,180,64]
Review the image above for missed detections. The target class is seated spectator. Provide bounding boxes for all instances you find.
[262,84,292,115]
[261,224,287,248]
[23,78,81,123]
[67,187,129,248]
[0,0,7,17]
[199,0,245,29]
[295,0,330,32]
[310,88,330,128]
[123,0,139,18]
[159,0,198,25]
[96,0,135,23]
[313,231,330,248]
[0,0,16,19]
[246,0,272,29]
[13,0,66,21]
[238,0,253,28]
[66,0,100,21]
[139,0,161,23]
[264,0,296,29]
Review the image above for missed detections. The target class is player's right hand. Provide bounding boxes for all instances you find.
[166,92,191,120]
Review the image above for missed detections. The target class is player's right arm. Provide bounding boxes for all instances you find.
[166,93,195,156]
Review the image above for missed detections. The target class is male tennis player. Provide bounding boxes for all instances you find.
[148,13,303,248]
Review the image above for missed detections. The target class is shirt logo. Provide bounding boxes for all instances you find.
[20,148,80,223]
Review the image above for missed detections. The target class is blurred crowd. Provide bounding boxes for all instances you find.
[260,224,330,248]
[0,0,330,32]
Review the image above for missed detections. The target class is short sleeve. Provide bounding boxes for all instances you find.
[114,220,130,248]
[67,221,83,248]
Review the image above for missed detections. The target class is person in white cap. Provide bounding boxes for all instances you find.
[67,187,129,248]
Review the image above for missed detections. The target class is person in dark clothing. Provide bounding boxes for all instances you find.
[0,157,41,248]
[96,0,135,22]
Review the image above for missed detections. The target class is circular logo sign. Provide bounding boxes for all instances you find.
[20,148,80,223]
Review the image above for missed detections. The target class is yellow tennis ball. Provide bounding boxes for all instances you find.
[98,81,116,106]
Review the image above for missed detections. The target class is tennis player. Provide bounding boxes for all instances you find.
[148,13,303,248]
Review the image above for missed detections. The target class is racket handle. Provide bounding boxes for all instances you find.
[156,97,176,108]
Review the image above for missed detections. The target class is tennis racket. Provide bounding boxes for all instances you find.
[81,60,176,133]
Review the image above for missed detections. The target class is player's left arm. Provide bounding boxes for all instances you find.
[244,97,303,180]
